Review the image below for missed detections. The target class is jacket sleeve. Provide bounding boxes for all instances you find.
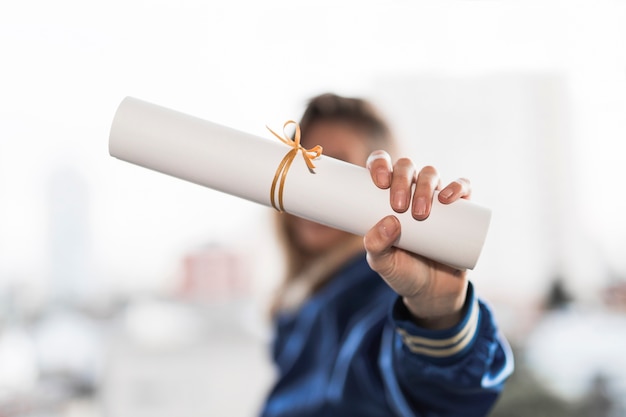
[378,282,514,417]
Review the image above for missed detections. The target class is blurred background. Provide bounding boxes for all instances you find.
[1,0,625,416]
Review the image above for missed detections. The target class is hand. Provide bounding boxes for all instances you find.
[363,150,472,330]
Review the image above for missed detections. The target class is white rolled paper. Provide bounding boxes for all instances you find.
[109,97,491,270]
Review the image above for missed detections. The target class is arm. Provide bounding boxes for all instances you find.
[380,286,513,416]
[364,151,513,416]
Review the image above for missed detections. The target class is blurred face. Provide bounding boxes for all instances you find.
[286,120,371,255]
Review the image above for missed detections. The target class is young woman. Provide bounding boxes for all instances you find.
[262,93,513,417]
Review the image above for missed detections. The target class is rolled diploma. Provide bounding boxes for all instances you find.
[109,97,491,270]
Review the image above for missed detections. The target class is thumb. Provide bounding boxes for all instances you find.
[364,215,401,278]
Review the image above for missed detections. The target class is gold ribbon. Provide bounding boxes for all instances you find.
[266,120,323,212]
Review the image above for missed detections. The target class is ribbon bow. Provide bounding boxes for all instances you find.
[266,120,323,212]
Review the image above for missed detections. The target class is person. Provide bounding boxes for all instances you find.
[261,93,513,417]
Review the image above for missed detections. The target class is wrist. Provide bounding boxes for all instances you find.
[403,287,468,330]
[392,285,481,362]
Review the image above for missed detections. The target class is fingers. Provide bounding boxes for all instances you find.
[412,166,441,220]
[389,158,416,213]
[367,151,470,220]
[366,151,418,213]
[438,177,472,204]
[366,150,393,189]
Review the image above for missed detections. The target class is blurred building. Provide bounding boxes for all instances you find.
[46,167,93,304]
[176,244,251,302]
[100,244,273,417]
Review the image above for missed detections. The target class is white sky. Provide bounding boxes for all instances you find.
[0,0,625,300]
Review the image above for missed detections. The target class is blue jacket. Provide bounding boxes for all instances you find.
[261,254,513,417]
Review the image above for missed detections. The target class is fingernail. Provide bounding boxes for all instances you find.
[393,190,408,211]
[379,216,398,239]
[376,169,389,187]
[414,197,427,217]
[439,188,453,199]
